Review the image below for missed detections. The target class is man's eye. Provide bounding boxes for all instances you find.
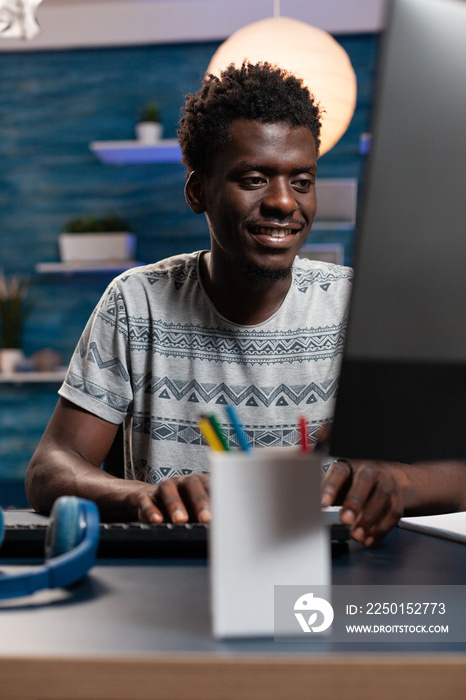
[293,178,313,191]
[240,177,265,188]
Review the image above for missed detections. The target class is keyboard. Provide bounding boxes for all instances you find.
[2,509,349,559]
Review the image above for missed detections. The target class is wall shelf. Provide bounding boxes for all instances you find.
[0,370,67,384]
[35,261,143,274]
[89,139,181,165]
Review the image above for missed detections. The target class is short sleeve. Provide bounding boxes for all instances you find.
[59,280,133,424]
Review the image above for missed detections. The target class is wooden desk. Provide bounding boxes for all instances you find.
[0,528,465,700]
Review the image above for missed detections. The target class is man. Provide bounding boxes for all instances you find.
[26,62,466,546]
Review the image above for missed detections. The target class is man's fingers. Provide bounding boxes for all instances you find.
[363,502,403,545]
[137,493,164,524]
[148,473,211,524]
[156,478,191,523]
[339,462,379,525]
[339,462,404,545]
[321,459,353,507]
[178,473,211,523]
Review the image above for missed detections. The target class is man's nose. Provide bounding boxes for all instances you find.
[261,179,297,217]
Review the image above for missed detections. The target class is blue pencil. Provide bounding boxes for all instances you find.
[226,404,251,452]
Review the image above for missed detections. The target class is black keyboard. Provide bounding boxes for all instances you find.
[2,511,349,559]
[2,519,209,559]
[99,522,209,558]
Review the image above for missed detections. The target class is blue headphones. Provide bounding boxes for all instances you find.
[0,496,100,600]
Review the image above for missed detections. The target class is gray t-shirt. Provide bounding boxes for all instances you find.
[59,251,353,483]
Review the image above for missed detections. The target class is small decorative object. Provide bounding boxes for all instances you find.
[135,102,163,143]
[0,268,30,373]
[31,348,63,372]
[59,214,136,263]
[0,0,44,40]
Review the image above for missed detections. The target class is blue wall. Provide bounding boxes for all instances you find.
[0,35,379,499]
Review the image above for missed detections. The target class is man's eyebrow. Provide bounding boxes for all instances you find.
[235,161,317,175]
[289,166,317,176]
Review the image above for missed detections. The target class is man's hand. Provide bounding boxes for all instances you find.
[321,459,406,546]
[136,473,211,524]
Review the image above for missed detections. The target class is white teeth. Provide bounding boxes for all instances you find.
[256,227,292,238]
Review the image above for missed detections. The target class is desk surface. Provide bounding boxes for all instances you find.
[0,527,465,700]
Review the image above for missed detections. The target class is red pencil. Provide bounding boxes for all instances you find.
[298,415,309,452]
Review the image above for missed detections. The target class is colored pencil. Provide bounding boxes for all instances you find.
[208,413,230,451]
[298,415,310,452]
[199,415,226,451]
[226,404,251,452]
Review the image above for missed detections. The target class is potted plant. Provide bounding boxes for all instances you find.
[135,101,163,143]
[0,269,30,373]
[58,214,136,264]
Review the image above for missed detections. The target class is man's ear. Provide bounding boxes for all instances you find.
[184,171,206,214]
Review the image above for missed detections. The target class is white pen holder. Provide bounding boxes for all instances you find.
[209,447,330,638]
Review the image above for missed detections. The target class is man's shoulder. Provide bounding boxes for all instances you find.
[293,256,353,290]
[112,252,202,290]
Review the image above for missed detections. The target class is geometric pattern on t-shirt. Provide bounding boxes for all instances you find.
[293,263,352,294]
[97,314,346,365]
[134,258,351,295]
[78,339,130,381]
[133,376,338,407]
[131,459,209,485]
[132,413,326,452]
[66,370,129,414]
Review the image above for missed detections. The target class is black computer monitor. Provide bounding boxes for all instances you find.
[330,0,466,462]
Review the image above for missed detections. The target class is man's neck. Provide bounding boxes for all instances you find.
[199,251,293,325]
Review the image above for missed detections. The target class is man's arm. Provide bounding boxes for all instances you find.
[25,397,210,523]
[321,458,466,546]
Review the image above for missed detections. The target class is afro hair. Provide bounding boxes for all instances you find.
[178,61,322,176]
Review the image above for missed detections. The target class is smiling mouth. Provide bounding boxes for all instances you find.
[255,226,294,238]
[248,223,302,239]
[247,223,303,245]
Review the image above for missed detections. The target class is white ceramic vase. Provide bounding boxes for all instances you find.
[135,121,163,143]
[0,348,25,374]
[58,232,136,263]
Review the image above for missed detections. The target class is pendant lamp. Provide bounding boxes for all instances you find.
[207,16,357,156]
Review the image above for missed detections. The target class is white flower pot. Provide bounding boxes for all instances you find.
[0,348,25,374]
[135,121,163,143]
[58,232,136,263]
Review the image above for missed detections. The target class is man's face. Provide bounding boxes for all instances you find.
[198,119,318,279]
